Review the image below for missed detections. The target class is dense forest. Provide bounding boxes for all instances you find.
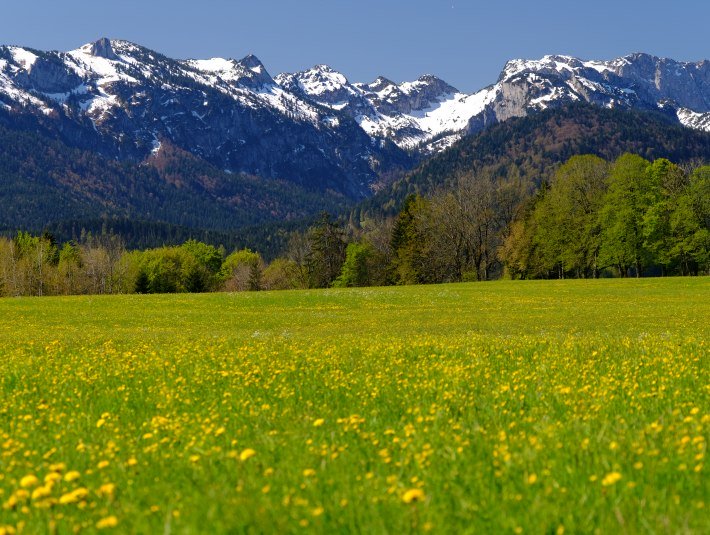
[1,152,707,297]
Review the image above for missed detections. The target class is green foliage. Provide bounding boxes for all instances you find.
[333,242,374,287]
[180,240,223,274]
[261,258,303,291]
[531,155,609,277]
[669,166,710,273]
[598,154,655,276]
[134,269,149,294]
[390,195,430,285]
[221,249,264,291]
[305,213,347,288]
[501,154,709,278]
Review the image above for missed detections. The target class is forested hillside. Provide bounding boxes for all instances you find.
[357,105,710,218]
[0,113,347,239]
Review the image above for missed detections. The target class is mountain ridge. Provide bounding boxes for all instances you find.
[1,38,710,239]
[2,39,709,170]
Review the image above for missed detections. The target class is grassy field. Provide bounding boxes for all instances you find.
[0,278,707,534]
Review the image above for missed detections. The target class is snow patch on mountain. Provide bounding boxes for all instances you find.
[9,47,38,69]
[677,108,710,132]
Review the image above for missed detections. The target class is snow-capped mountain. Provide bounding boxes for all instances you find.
[472,53,710,134]
[276,53,710,153]
[1,39,709,199]
[276,65,496,151]
[0,38,410,199]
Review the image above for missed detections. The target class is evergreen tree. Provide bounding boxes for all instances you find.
[305,213,347,288]
[134,269,150,294]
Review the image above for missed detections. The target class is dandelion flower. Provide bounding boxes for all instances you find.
[602,472,622,486]
[402,488,425,504]
[31,485,53,501]
[59,488,88,504]
[239,448,256,461]
[19,475,39,488]
[98,483,116,497]
[96,516,118,529]
[64,471,81,482]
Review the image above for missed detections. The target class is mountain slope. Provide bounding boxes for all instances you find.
[466,53,710,134]
[357,104,710,217]
[275,52,710,153]
[1,39,710,238]
[0,38,412,199]
[0,109,348,232]
[2,39,709,182]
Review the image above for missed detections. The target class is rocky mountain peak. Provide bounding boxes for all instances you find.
[238,53,264,71]
[365,76,397,93]
[234,54,273,87]
[88,37,119,60]
[410,74,458,95]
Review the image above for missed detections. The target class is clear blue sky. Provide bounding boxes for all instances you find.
[2,0,708,92]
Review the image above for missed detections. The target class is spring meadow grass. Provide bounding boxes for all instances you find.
[0,279,707,534]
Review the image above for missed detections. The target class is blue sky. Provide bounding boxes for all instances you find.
[2,0,708,92]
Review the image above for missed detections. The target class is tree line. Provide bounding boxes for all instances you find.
[502,154,708,278]
[0,153,708,297]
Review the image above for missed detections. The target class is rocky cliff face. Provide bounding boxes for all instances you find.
[473,53,710,135]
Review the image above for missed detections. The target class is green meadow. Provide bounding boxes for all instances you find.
[0,278,708,533]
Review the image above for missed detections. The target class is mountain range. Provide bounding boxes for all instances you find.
[1,38,710,242]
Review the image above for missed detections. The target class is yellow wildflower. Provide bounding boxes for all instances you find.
[239,448,256,461]
[64,471,81,482]
[58,488,88,505]
[19,475,39,488]
[98,483,116,497]
[44,473,61,484]
[402,488,425,504]
[601,472,622,486]
[96,516,119,529]
[31,485,53,501]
